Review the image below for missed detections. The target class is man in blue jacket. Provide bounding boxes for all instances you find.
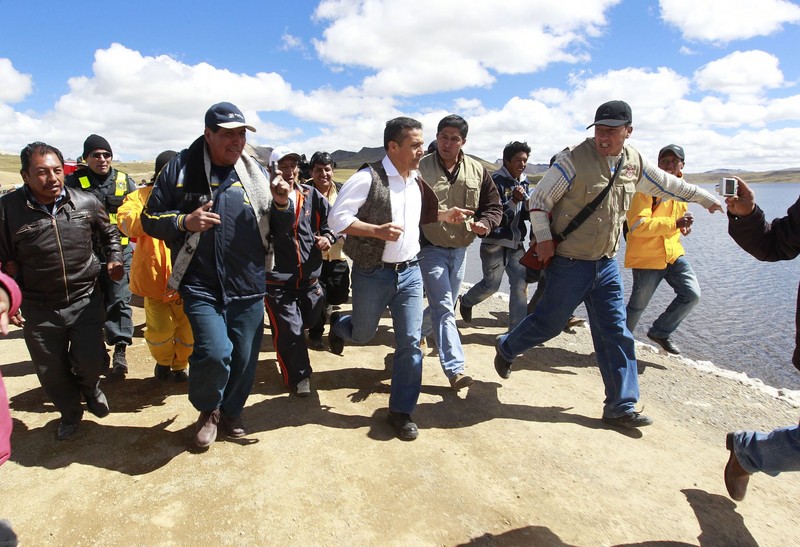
[143,102,288,449]
[460,141,532,330]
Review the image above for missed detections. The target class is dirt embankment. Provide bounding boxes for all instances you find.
[1,296,798,546]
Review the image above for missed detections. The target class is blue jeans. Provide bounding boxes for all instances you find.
[626,256,700,338]
[732,425,800,476]
[462,242,529,330]
[419,245,467,378]
[497,256,640,418]
[332,264,423,415]
[183,295,264,417]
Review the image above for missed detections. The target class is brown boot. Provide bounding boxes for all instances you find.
[195,409,220,448]
[724,433,751,501]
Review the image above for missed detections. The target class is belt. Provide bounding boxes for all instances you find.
[382,258,419,272]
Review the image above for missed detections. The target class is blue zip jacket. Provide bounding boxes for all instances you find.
[142,147,268,304]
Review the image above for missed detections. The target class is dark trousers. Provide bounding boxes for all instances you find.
[264,281,324,387]
[308,259,350,338]
[22,289,106,424]
[99,244,133,346]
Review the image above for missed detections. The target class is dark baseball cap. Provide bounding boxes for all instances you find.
[586,100,632,129]
[658,144,685,162]
[204,102,256,132]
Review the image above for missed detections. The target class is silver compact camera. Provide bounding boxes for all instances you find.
[716,177,739,197]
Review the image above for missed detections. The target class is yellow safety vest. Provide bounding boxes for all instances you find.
[78,171,130,246]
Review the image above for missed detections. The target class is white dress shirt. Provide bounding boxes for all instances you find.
[328,155,422,263]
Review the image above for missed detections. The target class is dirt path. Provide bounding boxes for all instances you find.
[1,296,798,546]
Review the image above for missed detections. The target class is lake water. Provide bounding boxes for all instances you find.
[463,182,800,391]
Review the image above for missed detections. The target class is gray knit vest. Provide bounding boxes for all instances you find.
[342,162,393,269]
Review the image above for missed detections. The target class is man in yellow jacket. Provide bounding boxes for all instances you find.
[624,144,698,355]
[117,151,193,380]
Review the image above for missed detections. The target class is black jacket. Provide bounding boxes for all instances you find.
[728,197,800,370]
[0,185,122,306]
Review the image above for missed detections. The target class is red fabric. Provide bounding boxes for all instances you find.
[0,264,21,465]
[0,268,21,317]
[0,370,10,466]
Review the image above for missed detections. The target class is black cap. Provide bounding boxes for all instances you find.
[83,134,113,159]
[658,144,685,162]
[586,100,632,129]
[204,102,256,132]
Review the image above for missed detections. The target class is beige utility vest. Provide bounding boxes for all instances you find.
[419,153,483,248]
[551,139,640,260]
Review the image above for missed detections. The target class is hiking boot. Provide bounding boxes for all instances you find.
[84,387,109,418]
[195,409,220,448]
[725,432,750,501]
[111,344,128,378]
[449,373,474,391]
[387,411,418,441]
[602,411,653,429]
[647,333,681,355]
[494,335,513,379]
[154,364,172,381]
[294,377,311,397]
[220,413,246,438]
[56,421,80,441]
[460,298,473,323]
[173,369,189,383]
[329,312,344,355]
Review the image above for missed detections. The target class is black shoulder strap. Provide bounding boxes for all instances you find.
[553,155,624,243]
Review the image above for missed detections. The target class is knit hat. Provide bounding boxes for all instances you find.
[83,134,113,159]
[152,150,178,183]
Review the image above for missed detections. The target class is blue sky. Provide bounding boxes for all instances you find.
[1,0,799,171]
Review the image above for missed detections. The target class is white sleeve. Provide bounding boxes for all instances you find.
[328,169,373,235]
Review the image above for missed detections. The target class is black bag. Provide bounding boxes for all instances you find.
[321,259,351,305]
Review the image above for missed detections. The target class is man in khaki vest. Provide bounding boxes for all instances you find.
[417,115,502,391]
[494,100,722,428]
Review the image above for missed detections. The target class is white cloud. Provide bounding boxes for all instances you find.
[280,32,305,52]
[0,59,33,103]
[694,50,784,96]
[660,0,800,43]
[312,0,619,95]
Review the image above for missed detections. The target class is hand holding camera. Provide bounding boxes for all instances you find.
[724,177,756,217]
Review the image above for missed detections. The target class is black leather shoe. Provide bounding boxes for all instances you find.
[725,432,750,501]
[329,312,344,355]
[56,421,79,441]
[154,364,171,381]
[84,388,110,418]
[647,333,681,354]
[494,335,513,379]
[220,413,246,438]
[602,411,653,429]
[460,298,473,323]
[111,344,128,377]
[387,411,418,441]
[308,335,325,350]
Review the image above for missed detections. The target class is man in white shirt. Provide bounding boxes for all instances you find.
[327,117,470,440]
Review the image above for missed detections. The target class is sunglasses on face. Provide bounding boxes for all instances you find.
[91,152,112,159]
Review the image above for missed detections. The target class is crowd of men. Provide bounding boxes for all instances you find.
[1,99,797,503]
